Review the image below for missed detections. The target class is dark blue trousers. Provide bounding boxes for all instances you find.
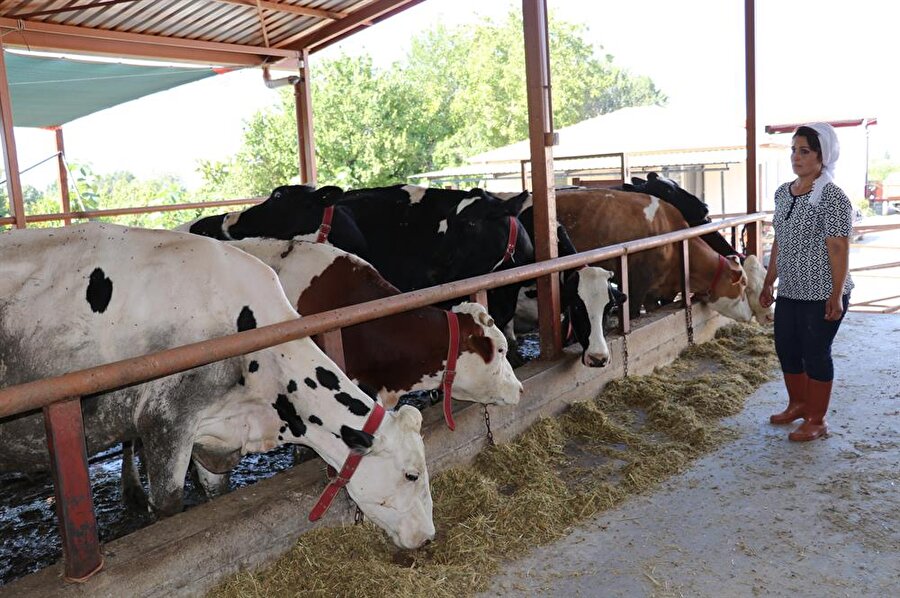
[774,295,849,382]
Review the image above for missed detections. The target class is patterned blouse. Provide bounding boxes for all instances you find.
[772,181,855,301]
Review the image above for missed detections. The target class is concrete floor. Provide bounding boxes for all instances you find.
[484,312,900,598]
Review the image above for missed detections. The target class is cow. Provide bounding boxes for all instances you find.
[228,238,524,408]
[517,197,627,367]
[555,188,753,322]
[0,223,434,549]
[620,174,773,324]
[177,184,369,259]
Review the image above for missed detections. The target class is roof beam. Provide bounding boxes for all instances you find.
[0,17,297,66]
[278,0,425,53]
[8,0,143,20]
[213,0,345,21]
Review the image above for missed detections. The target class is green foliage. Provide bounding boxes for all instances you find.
[868,153,900,184]
[202,9,666,193]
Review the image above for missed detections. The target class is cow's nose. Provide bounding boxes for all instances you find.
[585,354,609,368]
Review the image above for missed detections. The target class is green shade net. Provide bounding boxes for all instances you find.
[6,52,224,128]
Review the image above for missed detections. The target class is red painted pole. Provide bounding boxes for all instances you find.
[43,398,104,582]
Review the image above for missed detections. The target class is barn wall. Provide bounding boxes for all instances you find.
[3,304,730,598]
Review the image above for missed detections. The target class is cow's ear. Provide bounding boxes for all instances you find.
[466,335,495,363]
[340,425,374,455]
[504,192,530,215]
[395,405,423,431]
[730,267,744,284]
[316,185,344,206]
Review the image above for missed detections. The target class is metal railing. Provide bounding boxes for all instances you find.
[0,212,765,582]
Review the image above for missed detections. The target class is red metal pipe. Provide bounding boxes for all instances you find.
[0,213,765,420]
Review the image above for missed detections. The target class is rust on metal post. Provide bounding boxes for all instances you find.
[744,0,760,257]
[55,127,72,225]
[470,289,488,307]
[618,254,631,335]
[0,43,26,228]
[294,49,317,185]
[315,329,345,370]
[523,0,561,361]
[43,397,104,582]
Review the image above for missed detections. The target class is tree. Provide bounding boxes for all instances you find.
[202,9,666,192]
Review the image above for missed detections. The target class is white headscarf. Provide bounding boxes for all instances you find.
[801,122,840,207]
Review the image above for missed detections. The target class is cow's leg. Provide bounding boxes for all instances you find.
[190,458,230,498]
[121,439,149,511]
[138,430,194,517]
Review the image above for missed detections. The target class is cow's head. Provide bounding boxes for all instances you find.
[740,254,775,324]
[705,256,753,322]
[344,405,434,549]
[223,185,345,240]
[429,192,534,284]
[562,266,627,367]
[452,302,523,405]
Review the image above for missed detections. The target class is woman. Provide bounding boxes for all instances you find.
[759,122,854,441]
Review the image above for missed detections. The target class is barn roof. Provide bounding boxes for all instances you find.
[0,0,423,126]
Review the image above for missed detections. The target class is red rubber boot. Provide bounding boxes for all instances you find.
[789,378,832,441]
[770,372,808,425]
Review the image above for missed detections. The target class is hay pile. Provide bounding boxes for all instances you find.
[209,323,777,598]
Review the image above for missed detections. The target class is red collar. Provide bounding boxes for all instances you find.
[491,216,518,271]
[316,206,334,243]
[442,310,460,430]
[708,254,728,296]
[308,401,386,521]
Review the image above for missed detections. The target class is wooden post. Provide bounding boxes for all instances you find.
[0,43,26,228]
[294,48,317,185]
[55,127,72,225]
[744,0,760,256]
[43,398,104,581]
[522,0,561,360]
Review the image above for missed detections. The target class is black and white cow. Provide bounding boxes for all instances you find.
[178,184,369,259]
[228,238,524,407]
[0,223,434,549]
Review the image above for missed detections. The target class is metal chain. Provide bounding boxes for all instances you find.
[354,505,364,525]
[622,332,629,377]
[483,405,495,446]
[685,300,695,346]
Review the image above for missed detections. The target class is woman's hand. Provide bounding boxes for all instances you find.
[759,282,775,309]
[825,293,844,321]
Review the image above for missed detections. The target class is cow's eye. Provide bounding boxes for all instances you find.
[405,472,419,482]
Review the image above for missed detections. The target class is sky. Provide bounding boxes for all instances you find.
[11,0,900,192]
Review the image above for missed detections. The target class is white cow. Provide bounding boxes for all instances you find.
[0,223,433,549]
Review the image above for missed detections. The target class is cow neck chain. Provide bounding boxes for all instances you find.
[483,405,495,446]
[685,300,695,346]
[622,332,629,378]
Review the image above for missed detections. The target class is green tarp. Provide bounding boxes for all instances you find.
[6,52,222,128]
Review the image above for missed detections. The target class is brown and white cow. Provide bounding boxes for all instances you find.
[555,188,753,322]
[228,238,524,408]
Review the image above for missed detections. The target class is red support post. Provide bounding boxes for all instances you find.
[43,397,104,582]
[315,329,345,370]
[618,254,631,335]
[469,289,488,307]
[680,239,692,307]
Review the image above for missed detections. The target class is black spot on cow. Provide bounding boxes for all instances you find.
[335,392,371,416]
[249,360,259,373]
[238,376,245,386]
[287,380,298,393]
[237,306,257,332]
[304,378,317,389]
[340,425,374,454]
[85,268,113,313]
[309,415,323,426]
[278,435,283,441]
[272,394,306,437]
[315,366,340,391]
[279,426,286,434]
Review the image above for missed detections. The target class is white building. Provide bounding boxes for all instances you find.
[412,105,873,215]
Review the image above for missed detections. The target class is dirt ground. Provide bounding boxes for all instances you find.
[483,312,900,597]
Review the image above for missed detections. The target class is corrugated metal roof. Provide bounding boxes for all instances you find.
[0,1,425,66]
